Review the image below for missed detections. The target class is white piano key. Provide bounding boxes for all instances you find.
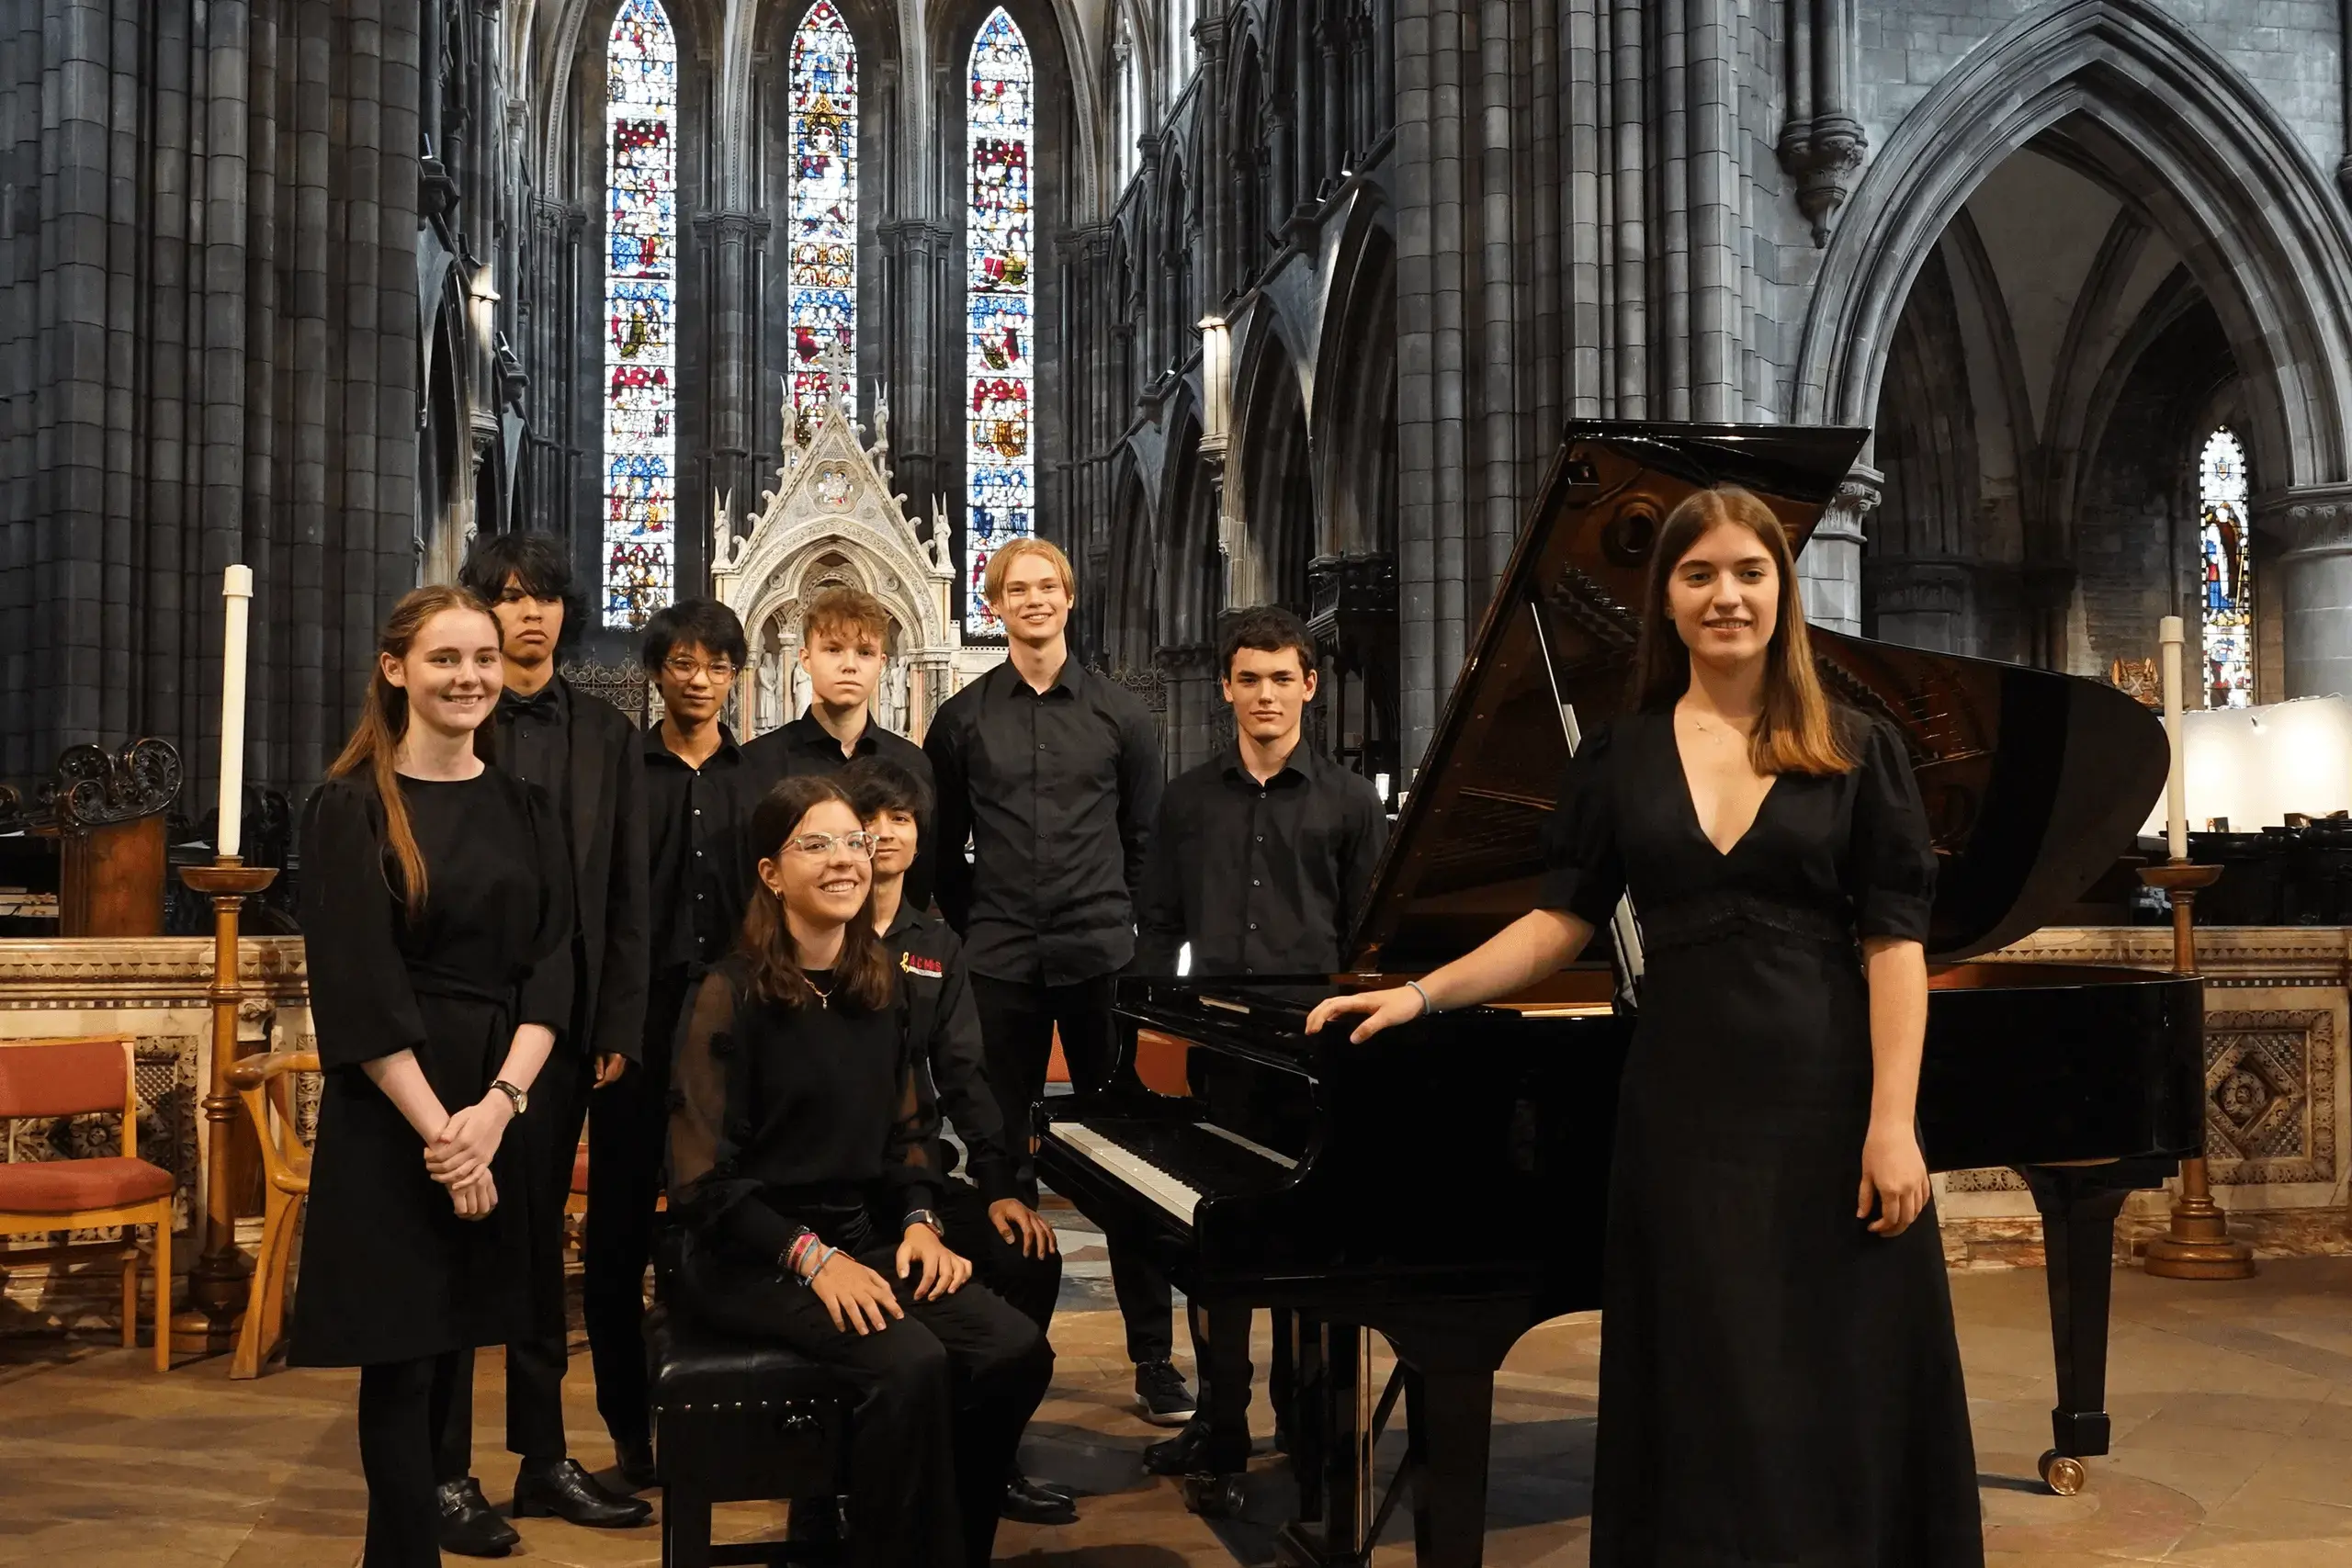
[1054,1122,1203,1227]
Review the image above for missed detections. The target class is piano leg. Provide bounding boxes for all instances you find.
[2019,1164,2134,1497]
[1405,1366,1497,1568]
[1291,1314,1329,1523]
[1272,1307,1298,1452]
[1277,1321,1374,1568]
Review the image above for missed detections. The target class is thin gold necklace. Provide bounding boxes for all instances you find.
[806,974,834,1010]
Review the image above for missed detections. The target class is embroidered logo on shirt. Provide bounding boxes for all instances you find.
[899,953,944,979]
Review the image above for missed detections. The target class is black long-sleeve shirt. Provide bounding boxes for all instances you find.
[741,712,939,912]
[881,904,1021,1203]
[669,958,940,1265]
[923,659,1163,986]
[643,721,755,976]
[1136,744,1389,977]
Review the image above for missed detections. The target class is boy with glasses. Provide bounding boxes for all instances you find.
[584,597,756,1489]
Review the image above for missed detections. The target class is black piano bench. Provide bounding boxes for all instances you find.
[647,1303,853,1566]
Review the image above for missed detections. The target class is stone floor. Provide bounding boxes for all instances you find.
[8,1253,2352,1565]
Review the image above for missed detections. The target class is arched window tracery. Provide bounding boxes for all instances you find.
[966,7,1035,636]
[602,0,679,627]
[2199,427,2255,707]
[788,0,859,430]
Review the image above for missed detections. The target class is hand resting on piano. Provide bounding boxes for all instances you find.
[1305,906,1595,1041]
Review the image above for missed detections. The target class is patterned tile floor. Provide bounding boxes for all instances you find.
[7,1235,2352,1564]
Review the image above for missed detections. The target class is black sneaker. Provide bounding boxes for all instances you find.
[1135,1359,1197,1427]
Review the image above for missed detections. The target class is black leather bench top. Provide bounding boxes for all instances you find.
[648,1306,854,1410]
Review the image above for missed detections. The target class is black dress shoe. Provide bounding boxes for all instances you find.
[1145,1417,1249,1478]
[614,1438,659,1493]
[511,1457,653,1528]
[1001,1472,1079,1525]
[1145,1419,1211,1477]
[436,1477,519,1557]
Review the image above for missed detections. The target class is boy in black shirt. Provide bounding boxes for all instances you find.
[441,533,651,1545]
[1134,607,1388,1481]
[590,597,754,1489]
[741,585,937,909]
[842,756,1076,1527]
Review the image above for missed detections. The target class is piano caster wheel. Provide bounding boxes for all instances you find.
[1182,1473,1247,1518]
[2038,1450,2087,1496]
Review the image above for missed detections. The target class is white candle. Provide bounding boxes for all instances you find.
[2159,614,2187,862]
[217,565,254,860]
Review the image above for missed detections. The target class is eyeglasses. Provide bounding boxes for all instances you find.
[662,656,738,682]
[781,830,875,858]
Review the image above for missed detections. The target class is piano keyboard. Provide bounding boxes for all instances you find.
[1051,1119,1298,1229]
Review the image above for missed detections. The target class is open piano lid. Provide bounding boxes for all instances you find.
[1349,422,2172,970]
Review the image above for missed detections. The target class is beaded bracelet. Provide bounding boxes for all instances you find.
[795,1245,837,1288]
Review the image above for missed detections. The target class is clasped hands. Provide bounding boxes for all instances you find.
[425,1092,516,1221]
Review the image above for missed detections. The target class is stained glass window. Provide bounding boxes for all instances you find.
[966,8,1034,636]
[788,1,857,432]
[2199,427,2254,708]
[603,0,677,628]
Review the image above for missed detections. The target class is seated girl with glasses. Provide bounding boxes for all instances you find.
[669,773,1054,1568]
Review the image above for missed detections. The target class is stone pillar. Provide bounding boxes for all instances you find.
[1796,464,1878,635]
[2264,485,2352,697]
[1867,562,1970,654]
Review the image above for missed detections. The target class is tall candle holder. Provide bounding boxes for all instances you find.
[172,858,280,1348]
[2137,860,2254,1280]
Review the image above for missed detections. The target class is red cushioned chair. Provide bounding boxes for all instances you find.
[0,1034,175,1371]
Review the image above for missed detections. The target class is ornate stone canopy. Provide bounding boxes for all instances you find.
[710,376,1000,739]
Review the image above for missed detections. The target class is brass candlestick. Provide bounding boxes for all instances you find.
[174,858,280,1348]
[2136,861,2254,1280]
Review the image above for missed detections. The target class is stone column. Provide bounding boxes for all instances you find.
[1796,464,1879,636]
[2263,485,2352,697]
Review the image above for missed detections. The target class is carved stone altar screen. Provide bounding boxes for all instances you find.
[711,372,1003,740]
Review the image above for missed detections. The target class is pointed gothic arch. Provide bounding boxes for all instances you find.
[1795,0,2352,496]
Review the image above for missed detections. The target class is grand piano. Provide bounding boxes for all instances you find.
[1035,423,2207,1566]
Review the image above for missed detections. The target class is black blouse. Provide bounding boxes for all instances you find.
[669,957,941,1265]
[302,769,574,1078]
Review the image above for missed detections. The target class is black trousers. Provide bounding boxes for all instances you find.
[437,1046,591,1480]
[359,1349,469,1566]
[937,1176,1060,1335]
[967,971,1172,1364]
[683,1244,1052,1568]
[582,976,686,1452]
[1186,1300,1256,1471]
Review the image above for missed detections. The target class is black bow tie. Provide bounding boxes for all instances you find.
[502,687,561,726]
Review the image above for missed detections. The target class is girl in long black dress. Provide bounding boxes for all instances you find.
[671,774,1052,1568]
[1310,485,1983,1564]
[292,584,575,1567]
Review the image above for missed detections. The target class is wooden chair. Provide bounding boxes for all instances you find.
[0,1034,175,1371]
[229,1050,318,1379]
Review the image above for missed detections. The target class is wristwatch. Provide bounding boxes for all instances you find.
[491,1079,529,1115]
[903,1208,944,1238]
